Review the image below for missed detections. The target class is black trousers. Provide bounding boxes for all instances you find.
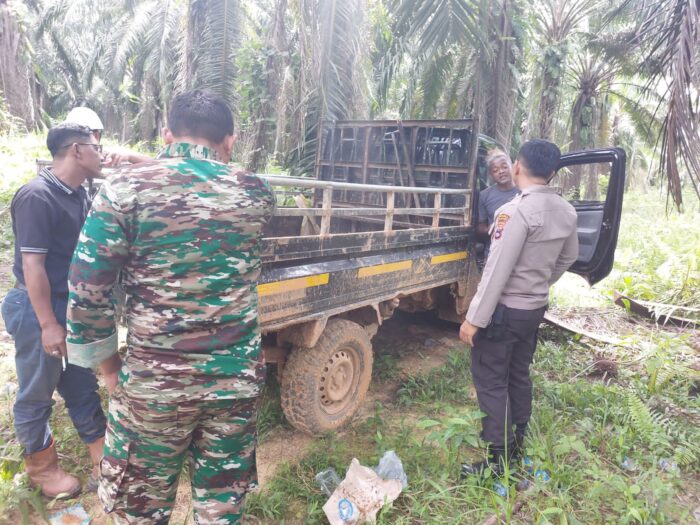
[471,305,546,448]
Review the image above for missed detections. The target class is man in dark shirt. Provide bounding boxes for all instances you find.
[477,149,519,239]
[1,123,107,498]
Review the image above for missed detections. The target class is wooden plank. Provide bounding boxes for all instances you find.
[432,192,441,228]
[384,191,395,233]
[320,188,333,236]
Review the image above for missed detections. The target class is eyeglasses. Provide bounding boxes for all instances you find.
[61,143,103,153]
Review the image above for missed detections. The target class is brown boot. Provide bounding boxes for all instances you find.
[85,436,105,492]
[24,439,81,499]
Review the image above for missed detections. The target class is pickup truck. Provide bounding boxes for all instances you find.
[257,119,626,435]
[37,119,625,435]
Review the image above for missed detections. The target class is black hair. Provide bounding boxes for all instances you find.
[168,89,234,144]
[517,139,561,179]
[46,123,93,158]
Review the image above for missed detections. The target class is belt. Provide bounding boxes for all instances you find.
[14,282,69,300]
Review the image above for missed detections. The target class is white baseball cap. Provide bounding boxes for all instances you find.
[65,107,104,131]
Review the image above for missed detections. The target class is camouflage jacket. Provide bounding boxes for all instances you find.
[66,142,276,400]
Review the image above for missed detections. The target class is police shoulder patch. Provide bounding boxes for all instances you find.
[493,213,510,240]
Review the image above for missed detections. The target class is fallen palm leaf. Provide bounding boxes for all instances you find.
[613,291,699,327]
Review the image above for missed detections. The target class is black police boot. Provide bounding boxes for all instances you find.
[461,445,511,479]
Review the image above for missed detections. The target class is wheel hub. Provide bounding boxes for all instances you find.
[320,349,357,412]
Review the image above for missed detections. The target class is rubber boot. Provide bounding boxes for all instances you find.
[24,439,81,499]
[85,436,105,492]
[461,445,511,479]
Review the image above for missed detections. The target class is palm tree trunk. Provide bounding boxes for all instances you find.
[0,4,38,130]
[247,0,288,172]
[537,46,565,140]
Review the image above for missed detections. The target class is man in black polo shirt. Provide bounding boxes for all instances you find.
[1,123,107,498]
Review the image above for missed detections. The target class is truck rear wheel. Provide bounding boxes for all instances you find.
[281,319,373,435]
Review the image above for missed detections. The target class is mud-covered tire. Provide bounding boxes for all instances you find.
[281,319,373,435]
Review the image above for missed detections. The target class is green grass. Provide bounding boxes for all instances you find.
[247,333,699,524]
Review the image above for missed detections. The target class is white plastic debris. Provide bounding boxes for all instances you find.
[0,382,18,396]
[323,458,403,525]
[373,450,408,488]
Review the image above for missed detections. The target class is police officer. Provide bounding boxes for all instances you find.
[459,139,579,476]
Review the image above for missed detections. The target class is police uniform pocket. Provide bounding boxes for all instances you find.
[98,442,130,513]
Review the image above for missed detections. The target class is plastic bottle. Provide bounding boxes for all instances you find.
[534,469,551,482]
[493,480,507,497]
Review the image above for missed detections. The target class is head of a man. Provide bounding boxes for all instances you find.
[46,123,103,182]
[485,149,514,188]
[514,139,561,188]
[64,107,104,143]
[163,90,236,161]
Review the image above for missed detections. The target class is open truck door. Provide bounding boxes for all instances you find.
[553,147,626,285]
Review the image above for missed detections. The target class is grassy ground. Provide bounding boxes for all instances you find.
[244,193,700,524]
[0,134,698,523]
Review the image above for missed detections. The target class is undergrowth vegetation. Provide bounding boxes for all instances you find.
[249,329,699,524]
[605,193,700,309]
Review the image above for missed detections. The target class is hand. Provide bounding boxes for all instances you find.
[41,322,67,358]
[101,149,128,168]
[459,320,478,346]
[100,354,123,395]
[102,149,149,167]
[103,371,119,395]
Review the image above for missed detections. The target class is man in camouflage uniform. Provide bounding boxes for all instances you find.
[66,90,276,524]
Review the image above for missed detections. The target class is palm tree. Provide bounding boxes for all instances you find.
[614,0,700,209]
[0,1,40,130]
[104,0,241,141]
[379,0,523,149]
[528,0,600,140]
[246,0,289,172]
[285,0,368,175]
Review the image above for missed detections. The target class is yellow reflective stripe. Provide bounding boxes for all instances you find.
[358,260,412,278]
[431,251,468,265]
[257,273,329,297]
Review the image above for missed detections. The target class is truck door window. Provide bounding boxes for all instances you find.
[550,161,613,266]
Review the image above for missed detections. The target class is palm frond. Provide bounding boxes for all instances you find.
[623,0,700,209]
[192,0,242,109]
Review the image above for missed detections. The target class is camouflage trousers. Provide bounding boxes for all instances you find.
[99,386,258,524]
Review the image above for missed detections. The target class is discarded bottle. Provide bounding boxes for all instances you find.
[621,456,637,472]
[658,458,679,473]
[493,480,508,497]
[373,450,408,488]
[315,468,342,496]
[534,469,551,482]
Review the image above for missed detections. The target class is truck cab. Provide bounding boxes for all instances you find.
[257,119,626,434]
